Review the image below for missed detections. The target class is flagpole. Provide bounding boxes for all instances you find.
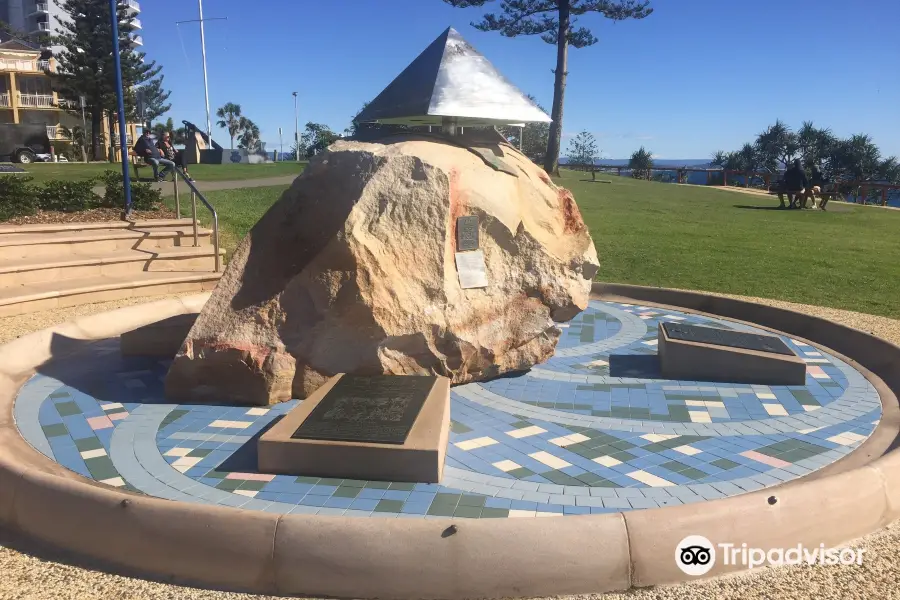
[199,0,212,141]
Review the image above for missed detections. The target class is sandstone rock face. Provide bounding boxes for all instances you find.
[165,136,600,405]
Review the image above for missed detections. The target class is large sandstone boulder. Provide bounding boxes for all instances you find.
[165,135,599,405]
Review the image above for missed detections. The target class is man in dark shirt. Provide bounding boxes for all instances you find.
[782,159,809,209]
[133,130,175,181]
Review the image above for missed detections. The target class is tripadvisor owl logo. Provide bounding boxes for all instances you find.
[675,535,716,576]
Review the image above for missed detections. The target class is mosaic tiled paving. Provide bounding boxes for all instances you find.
[14,301,882,518]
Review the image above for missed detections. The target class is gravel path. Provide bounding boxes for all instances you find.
[1,292,898,600]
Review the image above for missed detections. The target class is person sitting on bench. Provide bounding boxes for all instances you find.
[156,132,193,182]
[806,165,827,210]
[782,159,809,209]
[133,130,175,182]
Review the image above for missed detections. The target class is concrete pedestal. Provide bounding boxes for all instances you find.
[258,374,451,483]
[658,323,806,386]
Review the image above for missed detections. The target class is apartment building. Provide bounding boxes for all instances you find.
[0,38,138,157]
[0,0,142,53]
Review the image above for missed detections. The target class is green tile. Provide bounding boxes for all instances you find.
[427,503,456,517]
[790,390,820,406]
[205,469,227,479]
[295,476,321,484]
[215,479,243,491]
[453,505,483,518]
[55,401,81,417]
[608,440,637,451]
[541,471,587,486]
[479,507,510,518]
[509,420,533,429]
[49,391,70,399]
[506,467,536,479]
[660,460,707,481]
[458,495,486,507]
[581,313,595,324]
[236,480,268,492]
[161,409,189,427]
[318,478,344,486]
[341,479,367,488]
[579,326,595,342]
[611,406,651,419]
[333,486,362,498]
[364,481,391,489]
[608,450,637,462]
[450,420,473,434]
[41,423,68,438]
[388,482,416,491]
[666,405,692,421]
[432,493,461,507]
[84,456,118,481]
[374,499,404,513]
[74,437,102,452]
[187,448,213,458]
[575,473,617,486]
[536,402,556,409]
[711,458,741,470]
[574,404,593,411]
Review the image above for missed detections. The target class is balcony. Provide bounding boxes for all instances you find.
[18,93,54,108]
[130,18,142,29]
[130,35,144,47]
[122,0,141,14]
[30,22,50,34]
[38,60,51,71]
[46,125,73,140]
[28,2,49,16]
[0,58,39,72]
[0,93,9,108]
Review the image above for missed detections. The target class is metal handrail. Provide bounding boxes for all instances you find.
[173,167,221,272]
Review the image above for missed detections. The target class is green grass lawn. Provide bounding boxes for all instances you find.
[8,161,306,184]
[178,172,900,319]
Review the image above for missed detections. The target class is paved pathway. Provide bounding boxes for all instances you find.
[13,300,881,519]
[92,175,297,198]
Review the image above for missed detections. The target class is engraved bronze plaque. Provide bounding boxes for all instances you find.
[291,375,437,444]
[456,216,479,251]
[662,322,794,356]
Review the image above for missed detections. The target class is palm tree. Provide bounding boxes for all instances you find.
[629,146,654,180]
[215,102,243,150]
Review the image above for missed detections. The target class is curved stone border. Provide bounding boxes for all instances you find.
[0,284,897,598]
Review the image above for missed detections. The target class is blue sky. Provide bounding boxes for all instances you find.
[143,0,900,159]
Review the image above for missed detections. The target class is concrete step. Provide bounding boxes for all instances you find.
[0,271,222,317]
[0,246,225,287]
[0,218,196,235]
[0,226,212,260]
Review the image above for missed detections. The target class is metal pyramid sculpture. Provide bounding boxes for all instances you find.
[356,27,551,128]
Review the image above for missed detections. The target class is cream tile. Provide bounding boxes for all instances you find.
[508,510,537,518]
[756,392,777,400]
[100,477,126,487]
[641,433,680,443]
[688,411,711,423]
[549,433,590,447]
[234,490,259,498]
[454,436,499,451]
[80,448,108,460]
[803,405,821,412]
[101,402,124,411]
[209,420,252,429]
[529,451,571,469]
[492,459,521,472]
[593,455,622,467]
[685,400,706,407]
[246,407,269,416]
[506,425,546,439]
[626,470,674,487]
[763,403,789,416]
[673,444,702,456]
[164,447,191,457]
[172,456,203,473]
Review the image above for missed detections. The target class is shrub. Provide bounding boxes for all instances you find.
[0,175,38,220]
[36,179,100,212]
[100,170,162,211]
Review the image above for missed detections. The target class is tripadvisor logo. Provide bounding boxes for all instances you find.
[675,535,866,576]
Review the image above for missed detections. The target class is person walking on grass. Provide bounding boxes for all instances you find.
[133,130,175,182]
[783,159,809,209]
[156,132,193,182]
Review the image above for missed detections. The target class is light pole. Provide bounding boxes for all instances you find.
[278,127,283,162]
[109,0,133,219]
[198,0,212,141]
[293,91,299,162]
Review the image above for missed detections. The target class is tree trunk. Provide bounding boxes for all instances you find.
[542,0,570,177]
[90,106,103,162]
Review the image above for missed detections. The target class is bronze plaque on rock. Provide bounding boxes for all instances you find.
[291,375,437,444]
[456,216,479,251]
[662,322,794,356]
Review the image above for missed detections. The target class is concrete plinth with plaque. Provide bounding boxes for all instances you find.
[658,322,806,386]
[258,374,451,483]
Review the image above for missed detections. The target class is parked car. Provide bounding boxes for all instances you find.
[35,153,68,163]
[0,123,51,164]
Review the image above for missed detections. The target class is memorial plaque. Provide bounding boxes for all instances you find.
[456,216,479,251]
[291,375,437,444]
[455,250,488,288]
[662,322,794,356]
